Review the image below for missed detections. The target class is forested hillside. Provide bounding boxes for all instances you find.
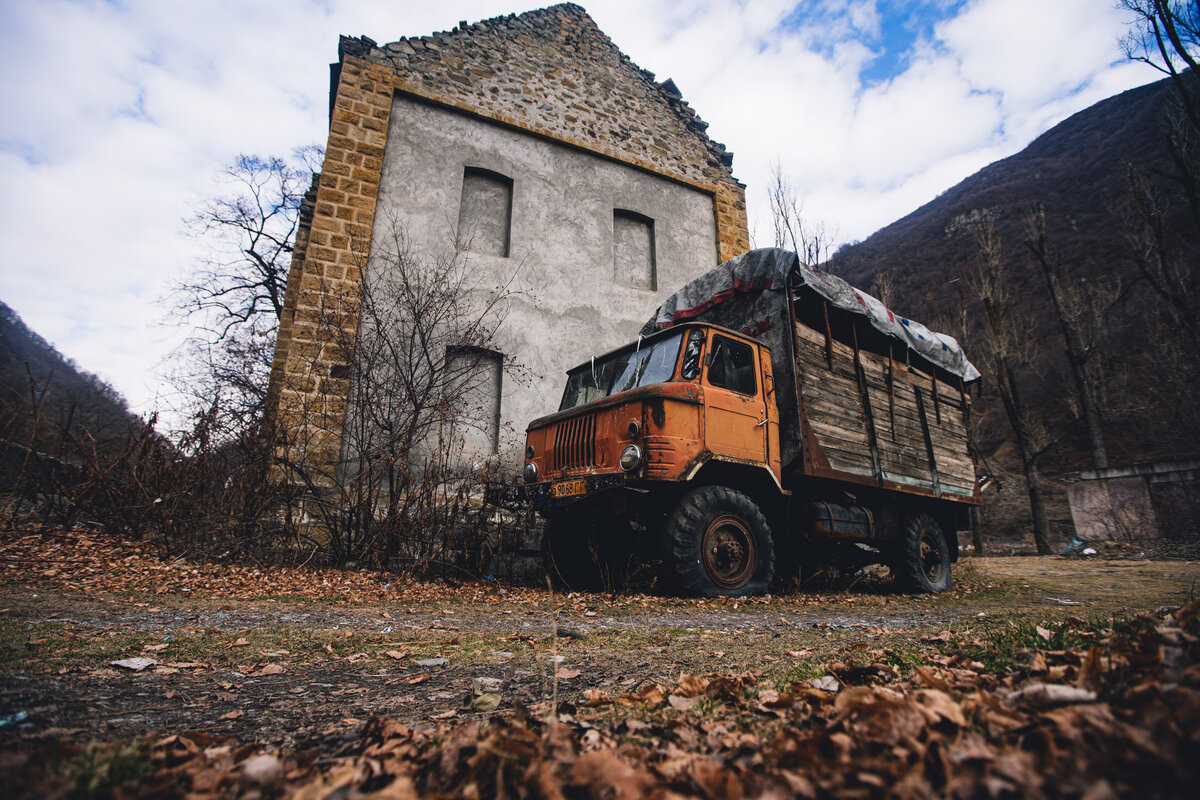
[0,300,142,489]
[830,74,1200,543]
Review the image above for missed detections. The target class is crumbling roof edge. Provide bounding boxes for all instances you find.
[334,3,738,180]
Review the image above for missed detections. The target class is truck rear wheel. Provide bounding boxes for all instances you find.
[665,486,774,597]
[895,513,951,593]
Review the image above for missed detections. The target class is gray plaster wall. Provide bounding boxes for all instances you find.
[365,93,719,466]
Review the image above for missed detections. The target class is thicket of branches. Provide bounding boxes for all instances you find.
[272,214,528,572]
[3,150,529,577]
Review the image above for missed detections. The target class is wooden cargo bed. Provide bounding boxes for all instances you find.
[792,319,977,501]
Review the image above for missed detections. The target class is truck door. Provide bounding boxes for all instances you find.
[704,335,768,463]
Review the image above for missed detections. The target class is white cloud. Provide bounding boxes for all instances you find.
[0,0,1161,421]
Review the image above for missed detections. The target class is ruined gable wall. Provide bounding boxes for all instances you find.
[268,3,749,478]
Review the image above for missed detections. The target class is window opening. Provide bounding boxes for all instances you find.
[457,167,513,257]
[613,209,656,290]
[446,346,503,455]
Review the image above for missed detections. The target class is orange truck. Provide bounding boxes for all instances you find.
[517,249,982,596]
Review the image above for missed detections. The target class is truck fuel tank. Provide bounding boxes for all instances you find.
[809,501,875,541]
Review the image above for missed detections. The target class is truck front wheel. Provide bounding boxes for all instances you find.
[665,486,774,597]
[895,513,951,593]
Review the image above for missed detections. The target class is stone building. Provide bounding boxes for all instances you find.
[267,3,749,481]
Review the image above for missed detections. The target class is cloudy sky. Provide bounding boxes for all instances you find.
[0,0,1155,421]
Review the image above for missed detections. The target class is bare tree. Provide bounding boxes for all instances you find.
[169,147,322,432]
[1110,2,1200,449]
[1024,204,1113,470]
[870,269,896,309]
[1121,1,1200,228]
[1119,165,1200,356]
[278,214,526,572]
[767,160,835,268]
[969,220,1055,555]
[180,148,323,334]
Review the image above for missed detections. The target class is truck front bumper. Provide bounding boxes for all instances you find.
[513,472,629,511]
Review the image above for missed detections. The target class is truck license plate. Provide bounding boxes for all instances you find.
[551,479,587,498]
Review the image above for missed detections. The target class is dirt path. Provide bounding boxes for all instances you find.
[2,556,1197,749]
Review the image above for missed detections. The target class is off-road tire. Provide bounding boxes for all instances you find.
[664,486,774,597]
[895,513,951,593]
[542,516,631,593]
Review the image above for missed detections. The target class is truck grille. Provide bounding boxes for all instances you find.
[551,414,596,472]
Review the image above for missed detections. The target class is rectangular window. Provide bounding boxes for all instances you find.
[706,336,757,395]
[457,167,513,257]
[613,209,656,290]
[447,346,502,456]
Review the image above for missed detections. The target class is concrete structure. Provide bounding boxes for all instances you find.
[1064,459,1200,541]
[266,4,750,480]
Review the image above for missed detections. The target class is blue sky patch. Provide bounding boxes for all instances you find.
[783,0,969,85]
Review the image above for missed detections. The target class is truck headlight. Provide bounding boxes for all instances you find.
[523,462,538,483]
[620,444,643,472]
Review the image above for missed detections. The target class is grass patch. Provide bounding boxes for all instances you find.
[937,614,1118,675]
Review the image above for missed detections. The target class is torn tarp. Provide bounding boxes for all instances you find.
[641,248,980,382]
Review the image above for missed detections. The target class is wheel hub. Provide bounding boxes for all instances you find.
[702,514,756,589]
[920,530,945,582]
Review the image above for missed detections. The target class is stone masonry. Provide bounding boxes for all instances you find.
[267,3,750,482]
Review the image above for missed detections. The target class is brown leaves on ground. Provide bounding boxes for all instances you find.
[0,527,547,605]
[6,603,1200,799]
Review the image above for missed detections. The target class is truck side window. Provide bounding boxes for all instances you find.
[706,337,756,395]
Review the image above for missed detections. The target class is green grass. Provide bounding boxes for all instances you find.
[937,614,1119,675]
[772,660,825,688]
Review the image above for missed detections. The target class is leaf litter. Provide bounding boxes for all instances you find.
[0,601,1196,797]
[3,526,1200,796]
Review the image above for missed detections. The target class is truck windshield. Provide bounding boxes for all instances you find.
[559,331,684,411]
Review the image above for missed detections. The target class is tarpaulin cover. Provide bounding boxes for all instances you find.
[642,248,979,381]
[640,248,980,468]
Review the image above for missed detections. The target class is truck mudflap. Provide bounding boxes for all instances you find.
[510,472,628,510]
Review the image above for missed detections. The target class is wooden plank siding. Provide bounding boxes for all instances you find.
[793,319,975,498]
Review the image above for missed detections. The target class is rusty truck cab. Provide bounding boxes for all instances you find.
[520,322,781,517]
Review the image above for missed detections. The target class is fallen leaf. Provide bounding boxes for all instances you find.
[254,663,285,676]
[230,638,250,647]
[407,674,431,685]
[414,657,448,668]
[219,710,243,720]
[810,675,840,692]
[556,667,582,680]
[668,694,701,711]
[914,665,952,692]
[674,674,709,697]
[471,692,502,712]
[1036,625,1052,641]
[110,657,156,672]
[385,650,407,660]
[1007,682,1097,708]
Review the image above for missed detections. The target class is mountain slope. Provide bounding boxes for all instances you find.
[829,75,1199,542]
[1,300,141,483]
